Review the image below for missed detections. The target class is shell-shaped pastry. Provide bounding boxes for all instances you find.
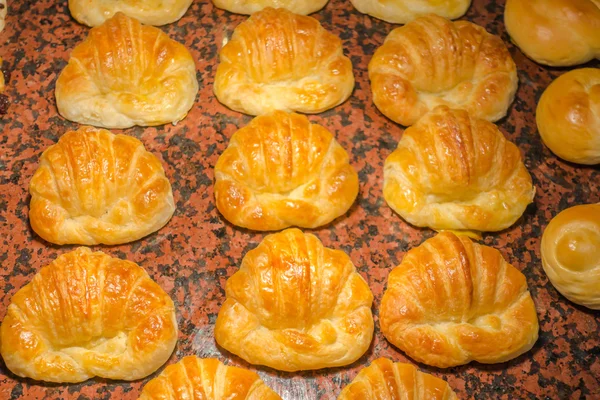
[0,248,178,383]
[383,106,535,236]
[214,228,374,371]
[212,0,328,16]
[214,8,354,116]
[139,356,282,400]
[369,14,518,126]
[214,111,358,231]
[350,0,471,24]
[55,12,198,129]
[380,232,539,368]
[29,126,175,245]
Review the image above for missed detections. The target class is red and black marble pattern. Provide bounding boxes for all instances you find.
[0,0,598,399]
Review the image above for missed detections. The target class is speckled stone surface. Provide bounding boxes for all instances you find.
[0,0,599,399]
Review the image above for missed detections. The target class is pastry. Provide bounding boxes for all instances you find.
[369,14,518,126]
[29,126,175,245]
[541,204,600,310]
[55,12,197,129]
[138,356,282,399]
[214,111,358,231]
[536,68,600,165]
[0,0,6,33]
[212,0,328,16]
[214,228,374,371]
[350,0,471,24]
[0,247,178,383]
[214,7,354,115]
[380,232,539,368]
[505,0,600,67]
[383,106,535,237]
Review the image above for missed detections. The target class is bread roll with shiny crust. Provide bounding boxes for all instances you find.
[380,232,539,368]
[212,0,328,15]
[350,0,470,24]
[504,0,600,67]
[214,111,358,231]
[214,8,354,116]
[29,127,175,245]
[55,12,197,129]
[369,14,518,127]
[214,228,374,371]
[0,247,178,383]
[536,68,600,165]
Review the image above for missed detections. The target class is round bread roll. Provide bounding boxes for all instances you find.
[504,0,600,67]
[212,0,328,15]
[0,247,178,383]
[541,204,600,310]
[369,14,518,127]
[536,68,600,165]
[350,0,471,24]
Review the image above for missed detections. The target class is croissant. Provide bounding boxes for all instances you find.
[369,14,518,126]
[380,232,539,368]
[213,8,354,116]
[214,228,374,371]
[29,126,175,245]
[139,356,282,400]
[0,247,178,383]
[337,358,457,400]
[55,12,198,129]
[350,0,471,24]
[212,0,328,16]
[214,111,358,231]
[383,106,535,236]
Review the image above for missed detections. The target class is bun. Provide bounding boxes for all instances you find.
[212,0,327,16]
[350,0,470,24]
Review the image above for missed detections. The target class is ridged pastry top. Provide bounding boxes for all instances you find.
[350,0,471,24]
[212,0,328,15]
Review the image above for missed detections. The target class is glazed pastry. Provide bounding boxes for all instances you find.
[212,0,328,15]
[369,14,517,126]
[214,111,358,231]
[139,356,282,400]
[55,12,197,129]
[29,126,175,245]
[541,204,600,310]
[383,106,535,237]
[505,0,600,67]
[350,0,471,24]
[380,232,539,368]
[214,228,374,371]
[0,0,6,33]
[536,68,600,165]
[214,8,354,115]
[337,358,457,400]
[0,247,178,383]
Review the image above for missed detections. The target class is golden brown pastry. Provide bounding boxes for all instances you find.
[212,0,328,15]
[541,204,600,310]
[350,0,471,24]
[214,111,358,231]
[55,12,197,129]
[29,126,175,245]
[380,232,539,368]
[383,106,535,237]
[214,8,354,116]
[0,0,6,33]
[505,0,600,67]
[0,247,178,383]
[139,356,282,400]
[214,228,374,371]
[536,68,600,165]
[337,358,458,400]
[369,14,518,127]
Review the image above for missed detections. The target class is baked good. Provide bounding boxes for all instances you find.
[212,0,328,15]
[0,0,6,33]
[505,0,600,67]
[214,111,358,231]
[380,232,539,368]
[214,228,374,371]
[350,0,471,24]
[383,106,535,237]
[213,7,354,115]
[541,204,600,310]
[139,356,282,400]
[337,358,457,400]
[369,14,518,126]
[0,247,178,383]
[55,12,197,129]
[536,68,600,165]
[29,126,175,245]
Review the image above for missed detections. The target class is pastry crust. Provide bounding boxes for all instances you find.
[214,8,354,115]
[369,14,517,126]
[350,0,471,24]
[29,126,175,245]
[0,247,178,383]
[55,12,198,129]
[214,228,374,371]
[212,0,328,16]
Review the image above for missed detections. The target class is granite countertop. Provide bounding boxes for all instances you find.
[0,0,599,399]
